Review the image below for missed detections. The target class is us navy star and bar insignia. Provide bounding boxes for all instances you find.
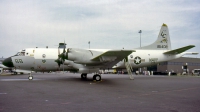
[134,56,142,65]
[129,56,146,65]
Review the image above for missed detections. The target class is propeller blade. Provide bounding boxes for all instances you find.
[55,44,62,70]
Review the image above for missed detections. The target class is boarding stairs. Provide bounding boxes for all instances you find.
[124,61,134,80]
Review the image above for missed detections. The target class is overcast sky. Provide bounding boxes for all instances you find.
[0,0,200,58]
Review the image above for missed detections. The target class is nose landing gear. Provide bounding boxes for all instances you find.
[28,73,33,80]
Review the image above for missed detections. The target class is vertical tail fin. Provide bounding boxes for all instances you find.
[140,23,171,50]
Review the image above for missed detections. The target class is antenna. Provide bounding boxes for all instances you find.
[138,30,142,48]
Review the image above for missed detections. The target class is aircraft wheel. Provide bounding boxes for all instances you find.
[93,74,101,81]
[81,73,87,79]
[95,75,101,81]
[28,76,33,80]
[93,75,96,80]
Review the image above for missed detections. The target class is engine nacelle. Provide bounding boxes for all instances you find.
[67,48,101,64]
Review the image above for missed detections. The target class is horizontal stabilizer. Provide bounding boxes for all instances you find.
[163,45,195,55]
[91,50,135,61]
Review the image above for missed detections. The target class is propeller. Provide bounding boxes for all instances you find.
[58,42,69,61]
[55,42,67,72]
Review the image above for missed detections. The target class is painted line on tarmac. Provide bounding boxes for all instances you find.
[0,79,43,81]
[0,73,13,76]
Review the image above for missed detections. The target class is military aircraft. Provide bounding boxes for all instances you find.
[2,23,197,81]
[3,44,134,81]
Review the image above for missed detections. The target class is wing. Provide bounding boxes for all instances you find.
[163,45,195,54]
[91,50,135,68]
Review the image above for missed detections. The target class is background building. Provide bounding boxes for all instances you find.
[156,57,200,74]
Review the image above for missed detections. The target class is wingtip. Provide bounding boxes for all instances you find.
[188,45,195,47]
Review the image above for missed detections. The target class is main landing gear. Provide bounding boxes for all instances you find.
[81,73,101,81]
[81,73,87,80]
[93,74,101,81]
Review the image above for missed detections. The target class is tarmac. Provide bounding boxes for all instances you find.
[0,72,200,112]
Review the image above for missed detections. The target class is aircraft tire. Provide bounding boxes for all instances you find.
[93,75,96,80]
[93,74,101,81]
[28,76,33,80]
[81,73,87,79]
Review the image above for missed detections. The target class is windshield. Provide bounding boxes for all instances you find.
[15,49,26,56]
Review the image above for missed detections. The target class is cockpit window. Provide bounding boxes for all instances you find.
[15,50,26,56]
[20,52,25,56]
[15,52,20,56]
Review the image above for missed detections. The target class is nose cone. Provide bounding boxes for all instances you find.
[2,57,14,67]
